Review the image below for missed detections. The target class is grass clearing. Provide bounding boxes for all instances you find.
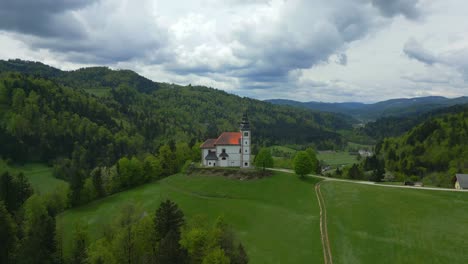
[0,161,68,194]
[84,88,111,97]
[321,181,468,263]
[58,172,323,264]
[317,151,357,168]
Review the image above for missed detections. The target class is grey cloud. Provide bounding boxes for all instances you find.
[3,0,169,64]
[225,0,379,88]
[370,0,421,20]
[403,39,468,83]
[336,54,347,65]
[403,39,438,65]
[0,0,96,38]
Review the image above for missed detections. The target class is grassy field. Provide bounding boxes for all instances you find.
[268,146,358,170]
[0,161,68,194]
[347,142,374,151]
[317,151,357,168]
[321,181,468,263]
[58,172,323,263]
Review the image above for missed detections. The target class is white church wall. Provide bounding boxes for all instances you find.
[216,145,241,167]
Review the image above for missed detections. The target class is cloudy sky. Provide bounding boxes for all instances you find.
[1,0,467,102]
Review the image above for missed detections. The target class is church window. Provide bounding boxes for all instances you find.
[244,132,249,137]
[239,148,241,153]
[245,141,248,144]
[244,162,248,166]
[222,157,226,160]
[245,149,247,153]
[222,148,226,153]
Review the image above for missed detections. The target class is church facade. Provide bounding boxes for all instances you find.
[201,115,251,168]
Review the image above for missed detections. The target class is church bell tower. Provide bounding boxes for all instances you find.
[240,114,251,168]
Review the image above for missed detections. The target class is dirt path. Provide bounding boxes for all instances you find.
[315,182,333,264]
[269,168,468,192]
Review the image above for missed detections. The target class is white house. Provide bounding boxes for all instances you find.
[455,174,468,190]
[201,114,251,168]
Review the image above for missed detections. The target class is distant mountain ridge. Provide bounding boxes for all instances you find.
[266,96,468,120]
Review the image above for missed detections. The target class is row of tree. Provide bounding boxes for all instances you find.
[52,142,200,207]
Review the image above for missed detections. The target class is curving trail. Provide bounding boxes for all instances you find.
[315,182,333,264]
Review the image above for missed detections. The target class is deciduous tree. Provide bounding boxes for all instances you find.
[293,151,313,178]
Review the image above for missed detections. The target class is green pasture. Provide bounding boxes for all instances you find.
[321,181,468,263]
[58,172,323,264]
[317,151,357,168]
[0,161,68,194]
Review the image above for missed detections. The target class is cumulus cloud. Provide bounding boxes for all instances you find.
[403,38,438,65]
[0,0,168,64]
[403,37,468,81]
[1,0,442,102]
[370,0,421,20]
[0,0,96,38]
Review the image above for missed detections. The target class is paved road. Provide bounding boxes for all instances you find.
[269,168,468,192]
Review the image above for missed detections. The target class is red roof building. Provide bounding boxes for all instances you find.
[200,115,251,168]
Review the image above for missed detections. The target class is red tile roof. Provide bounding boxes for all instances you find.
[214,132,241,146]
[201,132,241,148]
[200,138,216,149]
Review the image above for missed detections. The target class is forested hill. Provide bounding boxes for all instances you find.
[376,106,468,186]
[361,104,468,141]
[0,60,353,167]
[0,59,159,93]
[267,96,468,120]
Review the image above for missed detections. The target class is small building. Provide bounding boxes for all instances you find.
[200,114,251,168]
[455,174,468,190]
[358,149,373,157]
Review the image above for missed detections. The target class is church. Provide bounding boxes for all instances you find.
[201,114,251,168]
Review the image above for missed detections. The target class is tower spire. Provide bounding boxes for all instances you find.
[240,113,250,131]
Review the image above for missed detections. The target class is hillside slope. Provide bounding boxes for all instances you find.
[0,60,354,169]
[376,107,468,185]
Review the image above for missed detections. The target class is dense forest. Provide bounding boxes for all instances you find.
[0,59,352,152]
[360,104,468,141]
[375,109,468,186]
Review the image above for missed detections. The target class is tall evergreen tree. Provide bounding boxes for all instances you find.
[19,195,56,264]
[154,200,186,263]
[0,201,17,264]
[91,167,105,198]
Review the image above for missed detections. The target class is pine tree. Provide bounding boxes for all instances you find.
[0,201,17,264]
[19,195,56,264]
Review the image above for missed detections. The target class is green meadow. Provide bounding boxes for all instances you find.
[0,161,68,194]
[58,172,324,264]
[321,181,468,264]
[317,151,357,168]
[268,145,358,169]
